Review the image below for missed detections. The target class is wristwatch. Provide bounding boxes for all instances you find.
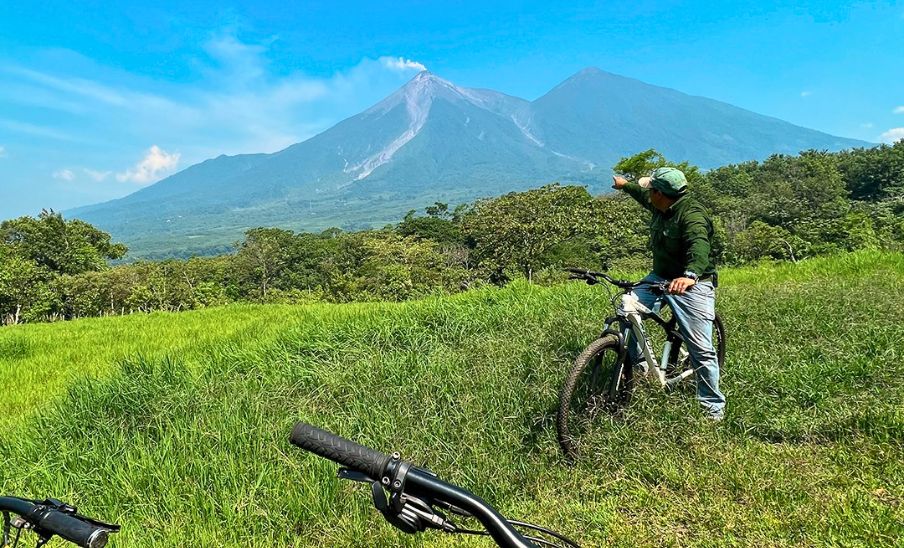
[683,271,699,281]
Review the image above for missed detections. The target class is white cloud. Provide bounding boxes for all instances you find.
[202,33,271,86]
[53,168,75,181]
[0,119,77,141]
[894,106,904,114]
[0,145,6,157]
[860,122,874,129]
[116,145,180,184]
[83,168,112,182]
[1,30,431,176]
[6,66,130,107]
[380,56,428,72]
[800,91,812,98]
[879,127,904,143]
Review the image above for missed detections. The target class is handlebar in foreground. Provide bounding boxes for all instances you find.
[290,422,569,548]
[0,497,119,548]
[290,422,391,480]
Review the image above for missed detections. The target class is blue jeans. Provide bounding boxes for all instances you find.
[627,273,726,417]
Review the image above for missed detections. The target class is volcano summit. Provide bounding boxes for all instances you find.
[70,68,869,258]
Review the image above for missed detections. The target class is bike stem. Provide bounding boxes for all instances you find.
[403,468,538,548]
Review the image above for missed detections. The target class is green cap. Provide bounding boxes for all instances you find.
[641,167,688,197]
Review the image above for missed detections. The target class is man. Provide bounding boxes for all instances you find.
[612,167,726,420]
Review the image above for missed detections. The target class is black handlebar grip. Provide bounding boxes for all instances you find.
[290,422,391,480]
[28,507,110,548]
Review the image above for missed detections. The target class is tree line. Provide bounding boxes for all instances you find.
[2,142,902,324]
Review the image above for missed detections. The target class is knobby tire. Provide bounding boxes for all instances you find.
[556,335,630,461]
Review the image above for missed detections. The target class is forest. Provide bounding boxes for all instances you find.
[1,143,902,324]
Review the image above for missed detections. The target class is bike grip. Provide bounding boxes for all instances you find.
[290,422,391,480]
[29,508,110,548]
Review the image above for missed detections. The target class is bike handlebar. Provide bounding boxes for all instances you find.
[0,497,117,548]
[290,423,392,480]
[290,422,540,548]
[564,268,642,289]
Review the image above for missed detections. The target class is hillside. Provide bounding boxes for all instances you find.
[1,251,901,546]
[68,69,870,259]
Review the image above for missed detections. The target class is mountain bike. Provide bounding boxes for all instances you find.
[290,422,580,548]
[557,268,726,459]
[0,497,119,548]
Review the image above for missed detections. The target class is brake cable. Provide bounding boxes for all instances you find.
[338,465,581,547]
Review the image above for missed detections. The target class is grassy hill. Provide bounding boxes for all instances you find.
[0,251,901,546]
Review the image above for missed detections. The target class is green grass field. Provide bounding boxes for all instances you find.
[1,251,902,546]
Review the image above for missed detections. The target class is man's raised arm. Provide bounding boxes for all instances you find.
[613,175,653,212]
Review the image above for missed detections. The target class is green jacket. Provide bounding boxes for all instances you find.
[623,182,716,279]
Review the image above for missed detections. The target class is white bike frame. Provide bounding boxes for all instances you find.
[616,290,694,389]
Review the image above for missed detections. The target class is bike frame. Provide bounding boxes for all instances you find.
[603,288,694,390]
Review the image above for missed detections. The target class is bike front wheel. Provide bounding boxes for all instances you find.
[557,334,631,460]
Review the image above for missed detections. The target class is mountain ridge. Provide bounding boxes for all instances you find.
[69,67,871,258]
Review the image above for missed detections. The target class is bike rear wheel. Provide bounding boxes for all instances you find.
[556,335,630,460]
[667,312,726,375]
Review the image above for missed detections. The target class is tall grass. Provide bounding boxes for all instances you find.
[0,305,300,429]
[1,251,901,546]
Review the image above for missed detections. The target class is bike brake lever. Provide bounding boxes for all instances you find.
[337,468,375,483]
[371,482,389,512]
[371,484,425,534]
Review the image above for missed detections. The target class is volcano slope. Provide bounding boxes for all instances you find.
[1,251,901,546]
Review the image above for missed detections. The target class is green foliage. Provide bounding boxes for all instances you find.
[613,148,670,179]
[0,211,127,324]
[729,221,804,263]
[233,228,298,298]
[614,148,707,188]
[689,145,903,263]
[4,144,903,324]
[582,194,650,270]
[0,251,58,323]
[463,184,596,280]
[356,232,468,300]
[396,208,462,245]
[0,210,126,275]
[837,140,904,201]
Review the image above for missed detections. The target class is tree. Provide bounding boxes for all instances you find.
[0,250,57,324]
[397,207,462,245]
[357,233,467,300]
[233,228,297,299]
[463,184,595,281]
[0,210,127,275]
[837,141,904,201]
[425,202,450,219]
[729,221,807,263]
[613,149,706,189]
[612,149,670,180]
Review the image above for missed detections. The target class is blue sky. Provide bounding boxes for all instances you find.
[1,0,902,219]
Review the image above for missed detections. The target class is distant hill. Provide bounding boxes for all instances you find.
[69,68,870,258]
